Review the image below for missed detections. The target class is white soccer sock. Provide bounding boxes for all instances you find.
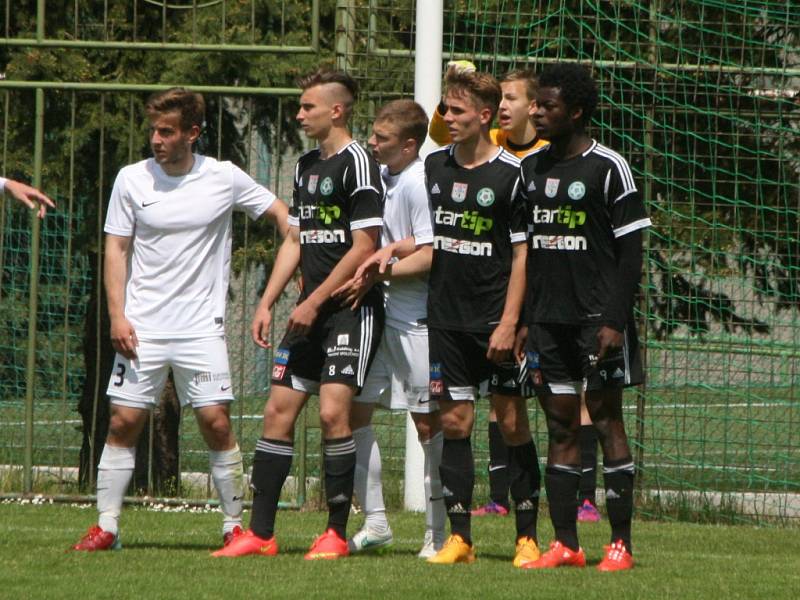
[353,425,389,532]
[422,431,445,540]
[96,445,136,536]
[209,445,245,534]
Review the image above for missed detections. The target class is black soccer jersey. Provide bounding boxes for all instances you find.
[289,141,383,298]
[520,140,651,325]
[425,145,527,333]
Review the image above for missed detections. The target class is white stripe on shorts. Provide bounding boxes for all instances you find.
[357,306,374,387]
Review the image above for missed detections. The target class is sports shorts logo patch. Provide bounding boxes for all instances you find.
[429,362,443,394]
[545,178,560,198]
[320,176,334,196]
[567,181,586,200]
[308,174,319,194]
[341,364,354,376]
[337,334,349,346]
[274,349,290,365]
[272,364,286,379]
[476,187,495,207]
[451,182,468,203]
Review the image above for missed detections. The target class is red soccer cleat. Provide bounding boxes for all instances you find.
[211,528,278,557]
[520,540,586,569]
[471,501,509,517]
[222,525,244,547]
[304,528,349,561]
[597,540,634,572]
[71,525,121,551]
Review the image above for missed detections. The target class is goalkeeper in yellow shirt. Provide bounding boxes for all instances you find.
[428,63,548,158]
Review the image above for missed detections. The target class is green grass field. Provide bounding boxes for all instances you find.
[2,385,798,502]
[1,501,797,599]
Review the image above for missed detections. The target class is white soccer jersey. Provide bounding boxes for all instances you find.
[380,158,433,333]
[104,155,276,339]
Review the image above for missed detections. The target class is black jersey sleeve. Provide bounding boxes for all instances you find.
[288,159,301,227]
[603,155,650,238]
[343,144,384,230]
[509,174,528,244]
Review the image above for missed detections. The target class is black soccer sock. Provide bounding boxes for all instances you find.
[544,464,581,551]
[249,438,293,539]
[603,456,635,554]
[578,425,599,505]
[440,436,474,544]
[508,439,541,541]
[487,421,510,509]
[323,436,357,539]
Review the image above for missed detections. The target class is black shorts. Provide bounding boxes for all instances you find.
[428,327,528,401]
[271,300,384,394]
[525,319,644,395]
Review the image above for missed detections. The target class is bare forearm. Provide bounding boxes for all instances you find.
[103,240,129,321]
[499,244,527,326]
[260,235,300,309]
[381,245,432,280]
[307,243,377,309]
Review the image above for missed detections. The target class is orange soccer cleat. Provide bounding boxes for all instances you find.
[596,540,634,572]
[304,528,349,561]
[520,540,586,569]
[211,528,278,557]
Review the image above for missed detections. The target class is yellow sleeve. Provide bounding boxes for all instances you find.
[428,106,452,146]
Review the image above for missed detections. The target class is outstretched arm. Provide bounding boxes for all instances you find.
[1,177,55,218]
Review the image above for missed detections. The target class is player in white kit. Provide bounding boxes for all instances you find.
[334,99,446,558]
[72,87,288,551]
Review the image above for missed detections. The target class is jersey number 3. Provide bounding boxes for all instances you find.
[113,363,126,387]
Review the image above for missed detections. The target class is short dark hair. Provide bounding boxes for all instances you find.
[500,69,539,101]
[374,99,428,150]
[538,63,598,124]
[445,66,502,121]
[145,87,205,131]
[297,68,359,118]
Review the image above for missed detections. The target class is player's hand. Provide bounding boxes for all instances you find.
[332,268,376,310]
[287,298,319,335]
[354,246,393,281]
[447,60,476,74]
[5,179,55,219]
[487,321,516,364]
[513,325,528,363]
[110,317,138,360]
[596,325,623,362]
[251,303,273,349]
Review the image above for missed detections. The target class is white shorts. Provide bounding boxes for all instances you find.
[107,336,234,410]
[355,326,437,414]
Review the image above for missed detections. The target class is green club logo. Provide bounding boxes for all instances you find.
[567,181,586,200]
[320,176,334,196]
[476,187,495,207]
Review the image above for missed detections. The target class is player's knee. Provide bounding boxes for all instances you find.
[439,412,469,438]
[547,417,577,447]
[107,410,142,444]
[318,406,348,437]
[200,414,233,449]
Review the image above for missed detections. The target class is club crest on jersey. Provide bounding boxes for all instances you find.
[545,178,560,198]
[308,174,319,194]
[320,176,334,196]
[568,181,586,200]
[451,182,468,203]
[476,187,495,207]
